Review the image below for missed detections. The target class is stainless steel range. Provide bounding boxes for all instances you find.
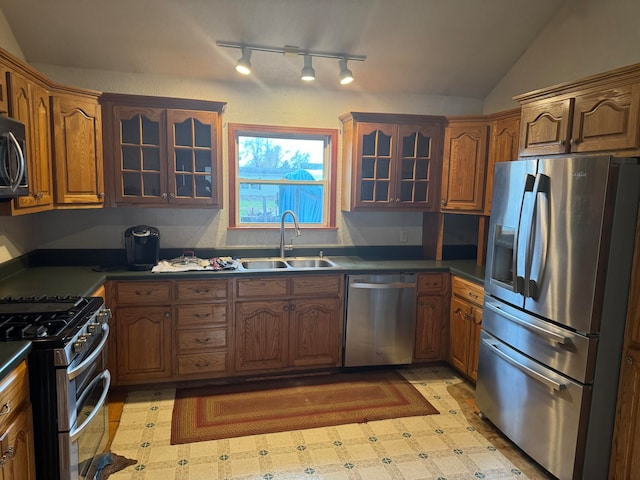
[0,295,111,480]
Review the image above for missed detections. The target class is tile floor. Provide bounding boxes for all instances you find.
[107,366,542,479]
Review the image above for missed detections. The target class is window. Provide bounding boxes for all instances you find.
[228,124,337,228]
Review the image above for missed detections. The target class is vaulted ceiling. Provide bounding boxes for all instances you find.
[1,0,566,98]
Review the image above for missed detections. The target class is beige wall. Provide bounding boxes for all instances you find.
[484,0,640,113]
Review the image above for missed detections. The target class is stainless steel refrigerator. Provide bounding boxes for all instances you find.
[477,155,640,480]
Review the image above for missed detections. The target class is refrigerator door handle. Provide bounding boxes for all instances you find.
[526,174,550,299]
[513,174,536,294]
[484,299,569,344]
[482,338,568,391]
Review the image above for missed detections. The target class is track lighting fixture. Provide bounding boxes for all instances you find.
[338,59,354,85]
[300,55,315,81]
[235,47,252,75]
[217,41,365,85]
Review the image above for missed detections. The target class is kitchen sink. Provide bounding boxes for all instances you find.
[286,257,337,268]
[237,256,337,270]
[240,259,288,269]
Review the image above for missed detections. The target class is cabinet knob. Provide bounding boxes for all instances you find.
[169,193,176,198]
[557,140,565,147]
[161,193,168,199]
[0,402,10,416]
[627,356,634,366]
[98,192,105,199]
[35,191,43,199]
[570,138,580,146]
[441,199,447,205]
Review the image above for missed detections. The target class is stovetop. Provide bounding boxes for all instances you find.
[0,296,104,343]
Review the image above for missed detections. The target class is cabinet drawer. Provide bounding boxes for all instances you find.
[176,280,229,302]
[418,273,446,294]
[235,277,288,298]
[292,275,343,297]
[114,281,172,304]
[0,361,29,429]
[176,352,227,375]
[176,328,227,352]
[452,275,484,307]
[176,304,227,326]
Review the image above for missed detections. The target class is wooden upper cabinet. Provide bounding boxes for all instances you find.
[516,64,640,157]
[441,118,489,213]
[50,91,104,207]
[100,93,225,207]
[2,72,53,215]
[340,112,445,211]
[484,109,520,216]
[0,65,8,115]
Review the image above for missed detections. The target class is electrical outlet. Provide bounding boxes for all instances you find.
[400,230,408,242]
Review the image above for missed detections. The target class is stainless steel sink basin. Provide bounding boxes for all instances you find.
[237,256,337,270]
[286,257,337,268]
[240,258,288,269]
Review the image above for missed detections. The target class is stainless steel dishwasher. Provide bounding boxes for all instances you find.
[344,273,417,367]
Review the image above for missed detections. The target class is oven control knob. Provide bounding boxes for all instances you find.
[96,308,112,324]
[73,336,88,354]
[87,322,101,334]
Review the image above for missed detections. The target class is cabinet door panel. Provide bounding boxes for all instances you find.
[290,297,342,367]
[572,84,640,153]
[30,83,53,207]
[112,106,167,205]
[354,122,396,208]
[0,65,8,115]
[0,403,36,480]
[485,112,520,215]
[166,110,220,206]
[449,296,471,373]
[51,96,104,205]
[116,306,172,381]
[441,123,488,212]
[396,124,441,210]
[519,98,573,156]
[414,294,446,361]
[235,301,289,372]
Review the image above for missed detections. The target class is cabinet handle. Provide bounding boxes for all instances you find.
[0,402,10,416]
[135,290,153,296]
[4,447,13,459]
[627,356,634,366]
[195,338,211,344]
[192,289,210,294]
[161,193,168,199]
[467,292,479,299]
[195,361,210,367]
[194,313,211,318]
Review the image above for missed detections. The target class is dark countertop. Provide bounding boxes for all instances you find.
[0,341,31,381]
[0,256,485,298]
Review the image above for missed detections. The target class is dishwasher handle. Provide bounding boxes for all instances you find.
[350,282,416,289]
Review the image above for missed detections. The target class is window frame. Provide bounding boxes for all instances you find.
[228,123,338,228]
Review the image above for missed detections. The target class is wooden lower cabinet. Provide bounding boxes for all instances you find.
[414,273,450,362]
[0,361,36,480]
[610,211,640,479]
[448,275,484,381]
[115,305,173,383]
[234,275,344,375]
[235,300,290,372]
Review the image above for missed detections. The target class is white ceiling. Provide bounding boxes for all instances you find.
[1,0,566,98]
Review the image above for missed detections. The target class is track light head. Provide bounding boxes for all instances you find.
[338,58,354,85]
[235,47,252,75]
[300,55,315,81]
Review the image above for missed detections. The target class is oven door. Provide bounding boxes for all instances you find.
[57,322,111,480]
[59,369,110,480]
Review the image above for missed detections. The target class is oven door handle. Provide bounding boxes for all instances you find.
[482,337,567,391]
[68,323,109,381]
[69,369,111,442]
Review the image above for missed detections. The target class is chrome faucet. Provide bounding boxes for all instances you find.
[279,210,301,257]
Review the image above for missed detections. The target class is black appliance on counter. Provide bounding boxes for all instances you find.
[0,295,111,480]
[124,225,160,270]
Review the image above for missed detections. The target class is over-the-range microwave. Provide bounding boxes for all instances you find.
[0,115,28,198]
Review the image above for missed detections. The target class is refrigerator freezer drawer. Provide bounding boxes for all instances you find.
[476,330,590,480]
[483,297,597,383]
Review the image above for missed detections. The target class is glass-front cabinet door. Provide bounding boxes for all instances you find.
[114,106,167,205]
[166,110,220,206]
[355,122,395,208]
[396,124,439,209]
